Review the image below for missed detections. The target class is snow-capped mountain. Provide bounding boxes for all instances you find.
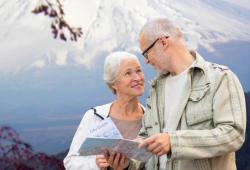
[0,0,250,73]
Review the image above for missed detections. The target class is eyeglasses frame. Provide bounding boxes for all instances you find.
[142,36,169,59]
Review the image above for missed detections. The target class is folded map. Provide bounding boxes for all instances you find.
[79,137,152,161]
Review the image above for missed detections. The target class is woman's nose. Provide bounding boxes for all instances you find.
[132,73,142,80]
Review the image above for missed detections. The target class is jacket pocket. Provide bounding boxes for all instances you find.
[185,85,213,128]
[189,84,209,102]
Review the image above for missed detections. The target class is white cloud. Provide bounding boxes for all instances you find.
[31,59,46,69]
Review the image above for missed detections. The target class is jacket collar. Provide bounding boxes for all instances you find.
[150,51,210,87]
[189,51,207,74]
[94,102,145,119]
[95,103,112,119]
[189,51,211,87]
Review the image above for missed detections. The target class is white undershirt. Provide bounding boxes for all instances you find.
[160,62,194,169]
[163,68,190,131]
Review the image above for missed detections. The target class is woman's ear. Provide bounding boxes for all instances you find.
[111,83,117,91]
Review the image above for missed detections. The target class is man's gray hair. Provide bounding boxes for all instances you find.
[140,18,182,42]
[103,51,140,94]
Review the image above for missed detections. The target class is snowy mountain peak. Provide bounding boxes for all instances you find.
[1,0,250,73]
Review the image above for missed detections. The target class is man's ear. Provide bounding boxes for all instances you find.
[159,36,168,49]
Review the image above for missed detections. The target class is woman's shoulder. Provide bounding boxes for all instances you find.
[84,102,112,119]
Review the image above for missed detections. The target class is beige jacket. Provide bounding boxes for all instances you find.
[131,52,246,170]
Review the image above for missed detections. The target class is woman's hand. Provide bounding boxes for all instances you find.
[96,154,109,170]
[105,151,129,170]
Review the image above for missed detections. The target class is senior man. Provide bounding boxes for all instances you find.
[136,18,246,170]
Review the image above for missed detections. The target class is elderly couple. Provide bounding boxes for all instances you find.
[64,18,246,170]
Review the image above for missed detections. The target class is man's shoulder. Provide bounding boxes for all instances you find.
[210,63,229,71]
[206,62,238,84]
[205,62,232,78]
[209,62,229,71]
[194,52,229,73]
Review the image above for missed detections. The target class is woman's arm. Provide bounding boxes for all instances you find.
[63,109,100,170]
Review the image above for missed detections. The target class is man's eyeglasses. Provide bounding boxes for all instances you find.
[142,36,169,59]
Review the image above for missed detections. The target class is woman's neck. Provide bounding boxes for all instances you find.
[109,97,143,121]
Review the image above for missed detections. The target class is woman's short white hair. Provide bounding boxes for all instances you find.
[140,18,182,43]
[103,51,140,94]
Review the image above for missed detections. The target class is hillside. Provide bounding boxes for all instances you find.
[236,92,250,170]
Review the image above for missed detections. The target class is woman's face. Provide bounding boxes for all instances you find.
[112,59,144,97]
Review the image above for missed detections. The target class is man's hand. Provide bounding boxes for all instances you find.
[138,133,171,156]
[104,150,129,170]
[96,154,109,170]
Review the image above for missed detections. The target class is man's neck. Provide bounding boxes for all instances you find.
[170,48,194,76]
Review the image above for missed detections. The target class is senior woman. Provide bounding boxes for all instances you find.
[64,51,145,170]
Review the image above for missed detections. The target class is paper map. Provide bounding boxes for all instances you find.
[79,137,152,161]
[79,117,152,161]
